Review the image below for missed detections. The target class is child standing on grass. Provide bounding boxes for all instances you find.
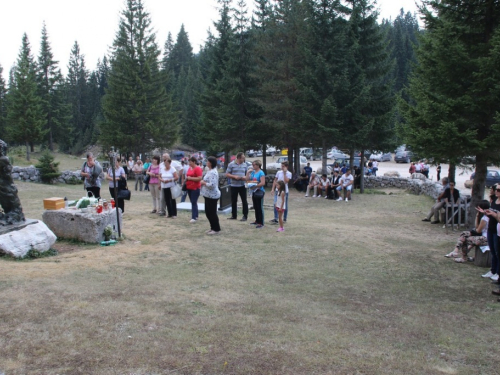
[276,181,286,232]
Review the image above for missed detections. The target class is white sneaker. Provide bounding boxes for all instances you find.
[305,195,309,197]
[189,219,197,223]
[490,274,499,281]
[345,198,348,202]
[312,195,317,198]
[482,271,494,278]
[325,196,328,199]
[336,197,342,201]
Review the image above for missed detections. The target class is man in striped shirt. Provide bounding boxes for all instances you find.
[226,152,249,221]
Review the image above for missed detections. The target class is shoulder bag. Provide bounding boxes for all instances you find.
[171,183,182,199]
[143,166,151,184]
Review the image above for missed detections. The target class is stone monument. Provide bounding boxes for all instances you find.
[0,139,56,258]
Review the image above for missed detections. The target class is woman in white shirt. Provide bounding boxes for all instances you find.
[446,200,490,262]
[159,158,179,218]
[201,156,221,234]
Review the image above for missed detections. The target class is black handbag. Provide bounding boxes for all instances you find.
[117,188,131,201]
[143,174,150,184]
[182,182,187,191]
[253,189,265,198]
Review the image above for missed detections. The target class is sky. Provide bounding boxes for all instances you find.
[0,0,420,80]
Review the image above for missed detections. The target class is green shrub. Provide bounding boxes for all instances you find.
[35,151,61,184]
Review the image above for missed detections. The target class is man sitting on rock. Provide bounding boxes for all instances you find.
[305,172,319,197]
[422,177,449,224]
[317,174,330,198]
[327,170,342,199]
[336,169,354,202]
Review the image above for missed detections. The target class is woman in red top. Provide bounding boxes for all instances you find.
[185,156,203,223]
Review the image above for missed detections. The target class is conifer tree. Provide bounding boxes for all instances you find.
[339,0,395,178]
[200,0,260,163]
[100,0,179,155]
[400,0,500,225]
[65,41,89,153]
[37,23,71,151]
[6,34,46,160]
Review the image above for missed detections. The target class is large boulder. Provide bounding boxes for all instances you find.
[43,208,122,243]
[0,220,56,258]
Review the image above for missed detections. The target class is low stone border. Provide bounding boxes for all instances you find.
[364,176,443,199]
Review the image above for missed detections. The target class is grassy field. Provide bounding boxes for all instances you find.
[1,180,500,374]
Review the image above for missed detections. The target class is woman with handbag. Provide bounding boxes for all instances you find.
[106,157,127,213]
[146,155,161,213]
[247,160,266,229]
[185,156,203,223]
[201,156,221,234]
[159,158,179,218]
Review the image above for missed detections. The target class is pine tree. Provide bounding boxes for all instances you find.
[65,41,89,153]
[37,23,71,151]
[339,0,395,179]
[400,0,500,225]
[6,34,46,161]
[100,0,179,155]
[251,0,310,172]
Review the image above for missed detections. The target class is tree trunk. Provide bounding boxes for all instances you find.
[448,162,456,182]
[321,139,327,176]
[467,154,487,227]
[262,144,267,172]
[30,142,34,153]
[49,128,54,151]
[224,150,229,170]
[25,141,30,161]
[360,149,365,194]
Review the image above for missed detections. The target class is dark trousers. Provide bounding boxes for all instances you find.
[187,188,200,220]
[230,185,248,218]
[488,229,499,275]
[109,187,124,213]
[86,186,101,199]
[163,188,177,217]
[252,193,265,225]
[204,197,220,232]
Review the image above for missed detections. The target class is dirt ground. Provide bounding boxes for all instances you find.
[1,181,500,374]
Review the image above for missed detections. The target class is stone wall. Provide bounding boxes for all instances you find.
[363,176,444,199]
[11,166,84,184]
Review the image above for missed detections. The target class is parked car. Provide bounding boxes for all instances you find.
[461,156,476,164]
[327,150,349,160]
[395,150,414,163]
[333,156,361,169]
[470,170,500,188]
[300,147,323,161]
[267,156,307,171]
[370,152,392,162]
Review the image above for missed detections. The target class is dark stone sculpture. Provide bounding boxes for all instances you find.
[0,140,26,225]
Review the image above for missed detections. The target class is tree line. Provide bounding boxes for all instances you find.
[0,0,419,170]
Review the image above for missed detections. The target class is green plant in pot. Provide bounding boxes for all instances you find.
[103,225,113,242]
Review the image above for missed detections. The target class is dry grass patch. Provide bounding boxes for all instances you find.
[0,182,499,374]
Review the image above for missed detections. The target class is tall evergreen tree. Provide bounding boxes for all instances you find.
[37,23,71,151]
[200,0,260,162]
[100,0,179,155]
[6,34,46,160]
[400,0,500,225]
[252,0,310,172]
[339,0,395,180]
[65,41,89,152]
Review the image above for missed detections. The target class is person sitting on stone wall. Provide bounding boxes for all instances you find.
[305,172,319,197]
[422,177,449,224]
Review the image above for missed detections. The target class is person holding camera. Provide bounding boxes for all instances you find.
[80,152,103,199]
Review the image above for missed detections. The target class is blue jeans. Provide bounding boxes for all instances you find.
[187,189,200,220]
[487,229,499,275]
[274,192,288,221]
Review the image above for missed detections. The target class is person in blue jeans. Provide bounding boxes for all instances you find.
[270,161,291,224]
[185,156,203,223]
